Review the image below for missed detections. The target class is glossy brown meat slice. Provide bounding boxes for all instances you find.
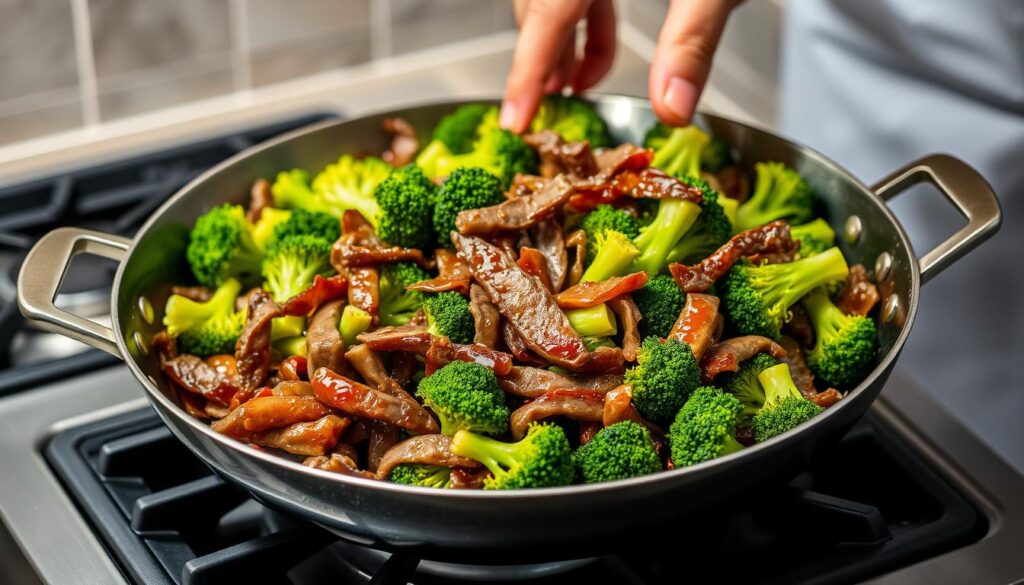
[836,264,880,317]
[669,221,798,292]
[160,354,239,406]
[305,300,349,378]
[579,421,601,445]
[170,285,212,303]
[714,165,750,203]
[270,380,314,397]
[469,284,500,348]
[279,274,348,317]
[701,335,787,381]
[277,355,307,382]
[517,247,554,291]
[407,249,471,295]
[498,365,622,398]
[569,167,701,211]
[453,233,589,369]
[668,293,721,361]
[529,218,568,291]
[574,346,626,375]
[344,343,389,389]
[783,304,815,348]
[449,467,492,489]
[565,229,586,286]
[808,388,843,408]
[455,175,573,234]
[509,389,605,440]
[366,421,401,473]
[602,384,664,452]
[357,324,431,352]
[234,289,282,395]
[375,434,481,480]
[246,178,273,223]
[424,336,514,376]
[332,244,428,269]
[779,335,817,397]
[303,453,375,479]
[389,351,418,387]
[609,296,642,362]
[312,367,439,434]
[178,389,209,419]
[593,143,653,177]
[501,320,545,365]
[524,130,598,178]
[555,272,648,309]
[381,117,418,167]
[211,395,332,437]
[338,210,382,321]
[253,414,350,457]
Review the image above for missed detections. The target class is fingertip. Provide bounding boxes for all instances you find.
[660,76,698,125]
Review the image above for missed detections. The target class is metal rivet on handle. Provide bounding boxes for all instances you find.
[138,296,155,325]
[844,216,862,244]
[875,252,893,282]
[882,295,900,324]
[133,330,149,356]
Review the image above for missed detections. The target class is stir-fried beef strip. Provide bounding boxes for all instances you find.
[246,178,273,223]
[669,221,798,292]
[809,388,843,408]
[609,296,642,362]
[669,293,721,361]
[234,289,282,396]
[161,354,240,406]
[779,335,817,397]
[345,344,389,389]
[357,324,430,352]
[178,390,209,419]
[406,249,472,294]
[783,304,815,348]
[498,365,622,398]
[453,233,590,370]
[312,367,439,434]
[574,345,627,375]
[555,272,648,310]
[366,421,401,473]
[211,395,333,437]
[271,380,314,397]
[701,335,787,381]
[570,167,700,211]
[578,421,602,445]
[714,165,750,203]
[517,247,554,291]
[524,130,598,178]
[280,274,348,317]
[837,264,880,316]
[509,389,606,440]
[278,356,307,382]
[602,384,664,451]
[565,229,586,286]
[530,218,568,291]
[253,414,350,457]
[593,143,653,177]
[170,285,212,303]
[303,453,375,479]
[332,244,429,269]
[388,351,418,387]
[449,467,492,489]
[455,175,574,234]
[306,300,350,378]
[424,336,514,376]
[501,320,546,365]
[381,117,419,167]
[338,211,382,321]
[507,173,549,198]
[375,434,481,480]
[469,284,500,348]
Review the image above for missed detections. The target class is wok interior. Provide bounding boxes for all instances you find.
[115,95,916,459]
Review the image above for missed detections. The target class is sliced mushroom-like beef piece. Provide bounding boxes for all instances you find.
[271,380,314,397]
[278,355,307,382]
[783,304,815,348]
[303,453,375,479]
[407,249,472,295]
[253,414,350,457]
[809,388,843,408]
[381,117,419,167]
[280,274,348,317]
[306,300,349,378]
[501,320,545,365]
[170,285,212,303]
[555,272,648,310]
[337,210,382,321]
[453,233,589,370]
[424,336,513,376]
[469,284,500,348]
[160,354,239,406]
[715,165,750,203]
[234,289,282,396]
[701,335,787,381]
[246,178,273,223]
[669,221,798,292]
[609,296,642,362]
[565,229,586,286]
[449,467,492,489]
[509,389,605,440]
[332,244,428,269]
[524,130,598,178]
[837,264,880,317]
[312,367,439,434]
[779,335,816,397]
[366,421,401,473]
[344,343,389,389]
[498,365,622,398]
[211,395,332,437]
[574,345,626,375]
[569,167,701,211]
[668,293,721,361]
[530,218,567,291]
[357,325,431,353]
[517,247,554,291]
[375,434,481,480]
[455,175,573,234]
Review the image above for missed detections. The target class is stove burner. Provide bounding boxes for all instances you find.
[45,407,985,585]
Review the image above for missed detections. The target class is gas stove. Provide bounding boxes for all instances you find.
[0,115,1021,585]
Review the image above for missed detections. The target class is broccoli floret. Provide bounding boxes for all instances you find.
[339,304,372,346]
[666,181,732,264]
[417,127,538,187]
[261,234,334,303]
[251,207,292,250]
[389,464,452,488]
[624,337,701,422]
[530,95,611,147]
[433,167,504,247]
[164,278,245,357]
[735,162,814,232]
[644,124,709,179]
[186,204,264,287]
[752,363,824,442]
[721,247,849,339]
[801,288,878,388]
[305,155,393,222]
[269,209,340,244]
[422,291,474,344]
[450,423,574,490]
[790,218,836,257]
[566,303,618,338]
[574,421,661,483]
[581,230,639,283]
[416,361,509,436]
[433,104,499,154]
[632,274,686,339]
[378,262,430,326]
[668,386,745,466]
[373,165,437,249]
[719,353,780,419]
[630,191,703,276]
[579,205,640,264]
[270,169,323,212]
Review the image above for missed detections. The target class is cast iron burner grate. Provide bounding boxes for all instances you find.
[45,408,984,585]
[0,112,338,394]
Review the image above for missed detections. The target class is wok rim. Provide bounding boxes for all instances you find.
[110,92,920,500]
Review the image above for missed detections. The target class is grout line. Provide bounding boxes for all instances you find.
[229,0,254,91]
[69,0,101,126]
[370,0,393,63]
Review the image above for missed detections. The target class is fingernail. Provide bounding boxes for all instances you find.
[499,101,519,130]
[662,76,696,122]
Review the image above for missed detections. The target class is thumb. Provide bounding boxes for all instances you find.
[648,0,737,126]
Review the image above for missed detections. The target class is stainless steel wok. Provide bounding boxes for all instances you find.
[17,95,1001,561]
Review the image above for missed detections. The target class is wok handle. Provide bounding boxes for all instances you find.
[17,228,130,358]
[872,154,1001,284]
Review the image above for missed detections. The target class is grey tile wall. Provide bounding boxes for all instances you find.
[390,0,514,55]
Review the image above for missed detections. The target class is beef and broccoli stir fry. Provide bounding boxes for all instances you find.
[154,96,880,489]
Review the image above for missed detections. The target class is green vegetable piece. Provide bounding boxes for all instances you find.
[631,274,686,339]
[668,385,745,466]
[423,291,474,345]
[529,95,612,147]
[378,262,430,326]
[374,165,437,249]
[163,278,245,357]
[752,363,824,442]
[450,423,575,489]
[186,204,264,287]
[801,288,878,388]
[416,361,509,437]
[339,305,373,347]
[574,421,661,483]
[735,161,814,232]
[433,167,504,247]
[624,337,701,422]
[566,303,618,338]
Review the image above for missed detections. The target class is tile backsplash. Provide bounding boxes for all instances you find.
[0,0,514,146]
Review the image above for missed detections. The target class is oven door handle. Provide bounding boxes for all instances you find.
[17,228,130,358]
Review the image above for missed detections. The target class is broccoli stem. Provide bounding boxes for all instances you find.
[719,194,739,230]
[791,218,836,247]
[758,247,849,316]
[757,363,803,405]
[450,430,515,478]
[251,208,292,251]
[164,278,241,335]
[566,304,618,338]
[630,199,702,276]
[651,126,709,178]
[339,305,373,347]
[800,288,847,340]
[271,315,305,341]
[721,434,745,456]
[581,232,639,282]
[272,335,307,357]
